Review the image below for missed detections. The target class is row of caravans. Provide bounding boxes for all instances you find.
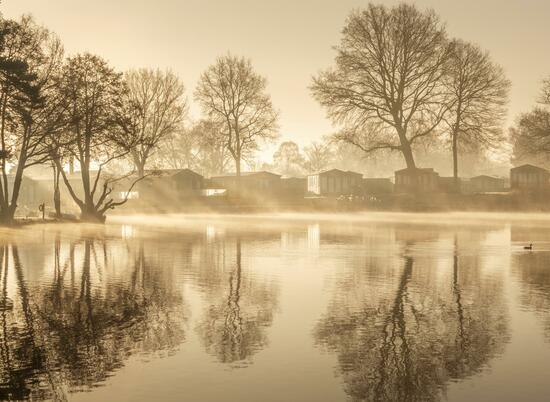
[6,164,547,215]
[393,164,550,193]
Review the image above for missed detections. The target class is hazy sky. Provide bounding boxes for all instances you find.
[3,0,550,161]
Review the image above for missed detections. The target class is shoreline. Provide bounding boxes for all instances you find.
[9,208,550,230]
[107,210,550,229]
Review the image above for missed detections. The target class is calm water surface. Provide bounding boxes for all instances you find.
[1,213,550,401]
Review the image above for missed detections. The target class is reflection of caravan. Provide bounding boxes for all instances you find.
[307,169,362,196]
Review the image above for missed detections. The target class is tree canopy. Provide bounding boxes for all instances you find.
[312,3,451,169]
[195,54,278,178]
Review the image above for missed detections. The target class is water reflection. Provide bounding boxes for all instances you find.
[195,237,278,366]
[314,232,510,402]
[1,216,549,401]
[513,252,550,341]
[510,226,550,342]
[0,233,186,400]
[120,223,281,368]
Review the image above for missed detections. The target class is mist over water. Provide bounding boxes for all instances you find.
[0,213,550,401]
[0,1,549,401]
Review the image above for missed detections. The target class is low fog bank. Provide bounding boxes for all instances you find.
[108,211,550,229]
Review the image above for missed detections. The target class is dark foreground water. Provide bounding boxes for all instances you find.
[1,213,550,401]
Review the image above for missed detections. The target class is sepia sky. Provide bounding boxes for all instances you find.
[3,0,550,161]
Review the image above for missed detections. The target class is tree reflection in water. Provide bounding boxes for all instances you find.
[315,237,509,402]
[0,233,186,400]
[513,251,550,341]
[196,237,278,366]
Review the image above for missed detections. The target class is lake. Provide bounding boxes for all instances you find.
[1,213,550,401]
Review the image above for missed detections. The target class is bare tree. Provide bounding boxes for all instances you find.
[155,126,198,170]
[510,78,550,165]
[192,119,233,176]
[511,110,550,163]
[303,141,333,173]
[443,40,510,182]
[195,54,278,184]
[0,16,66,223]
[53,53,142,222]
[120,69,187,177]
[311,4,451,169]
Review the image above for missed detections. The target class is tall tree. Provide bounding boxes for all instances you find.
[192,119,233,176]
[311,3,451,169]
[0,16,65,223]
[53,53,140,222]
[195,54,278,183]
[443,40,510,182]
[510,78,550,166]
[120,69,187,177]
[155,126,198,170]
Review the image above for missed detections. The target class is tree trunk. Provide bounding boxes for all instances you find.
[132,149,145,178]
[235,156,241,197]
[137,161,145,178]
[0,210,10,225]
[80,160,95,216]
[53,165,61,218]
[53,156,102,222]
[79,207,106,223]
[0,90,10,214]
[235,157,241,177]
[1,155,27,225]
[401,142,416,169]
[452,105,463,190]
[69,156,74,174]
[397,128,416,169]
[452,131,459,184]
